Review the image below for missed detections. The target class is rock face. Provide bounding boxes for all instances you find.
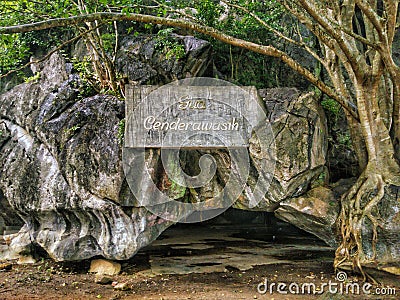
[251,88,328,209]
[89,259,121,276]
[0,48,330,261]
[275,186,339,246]
[362,185,400,264]
[0,189,23,231]
[0,52,172,261]
[116,34,212,84]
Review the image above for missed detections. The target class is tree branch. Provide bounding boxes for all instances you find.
[0,22,106,79]
[296,0,365,79]
[221,0,327,67]
[355,0,386,42]
[0,11,359,120]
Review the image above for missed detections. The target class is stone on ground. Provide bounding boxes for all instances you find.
[89,259,121,276]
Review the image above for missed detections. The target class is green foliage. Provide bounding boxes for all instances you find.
[0,34,31,75]
[71,56,96,98]
[321,98,341,115]
[0,0,288,87]
[24,72,40,83]
[155,28,186,60]
[117,119,125,145]
[64,125,80,136]
[71,56,92,78]
[0,1,74,76]
[0,0,286,89]
[314,170,328,187]
[337,132,352,147]
[100,33,117,53]
[194,0,223,27]
[188,0,285,87]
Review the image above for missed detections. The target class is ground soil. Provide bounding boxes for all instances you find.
[1,223,399,300]
[0,256,399,300]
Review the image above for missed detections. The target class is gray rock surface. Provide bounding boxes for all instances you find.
[1,49,331,261]
[0,189,23,231]
[0,52,172,261]
[361,184,400,263]
[238,88,328,210]
[275,186,339,247]
[116,34,212,85]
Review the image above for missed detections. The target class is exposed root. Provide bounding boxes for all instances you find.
[334,170,385,282]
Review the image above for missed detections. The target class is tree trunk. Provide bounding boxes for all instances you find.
[334,78,400,279]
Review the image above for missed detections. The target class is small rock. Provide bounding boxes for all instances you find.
[17,255,36,264]
[382,266,400,275]
[0,262,12,271]
[89,259,121,276]
[114,282,131,291]
[95,275,113,285]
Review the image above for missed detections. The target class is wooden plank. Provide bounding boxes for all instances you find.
[125,85,266,148]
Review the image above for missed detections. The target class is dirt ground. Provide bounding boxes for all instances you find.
[1,224,399,300]
[0,255,399,300]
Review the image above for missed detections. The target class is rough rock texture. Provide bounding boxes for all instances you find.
[275,186,339,246]
[245,88,328,209]
[116,34,212,85]
[0,50,330,261]
[123,86,328,216]
[362,185,400,264]
[0,73,26,94]
[0,52,172,261]
[89,259,121,276]
[0,189,23,230]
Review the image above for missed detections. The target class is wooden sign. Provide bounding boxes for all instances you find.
[125,84,266,148]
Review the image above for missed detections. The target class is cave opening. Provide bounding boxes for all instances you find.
[134,208,334,275]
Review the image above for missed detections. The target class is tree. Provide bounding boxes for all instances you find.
[1,0,399,279]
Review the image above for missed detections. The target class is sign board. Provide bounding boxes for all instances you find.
[125,84,266,148]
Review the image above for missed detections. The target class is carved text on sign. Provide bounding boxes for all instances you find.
[178,97,207,110]
[125,84,266,148]
[143,116,239,131]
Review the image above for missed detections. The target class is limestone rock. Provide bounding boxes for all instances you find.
[2,46,386,264]
[233,88,328,210]
[94,275,113,284]
[17,255,37,265]
[0,52,173,261]
[116,34,212,85]
[113,282,131,291]
[275,186,339,246]
[90,259,121,276]
[0,52,331,261]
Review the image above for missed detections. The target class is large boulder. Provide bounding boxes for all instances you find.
[0,52,172,260]
[0,51,331,261]
[362,184,400,265]
[275,186,339,246]
[116,34,213,84]
[235,88,329,210]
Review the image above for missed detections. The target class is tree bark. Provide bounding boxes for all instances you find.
[335,77,400,278]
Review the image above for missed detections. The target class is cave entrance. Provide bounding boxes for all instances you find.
[134,208,334,275]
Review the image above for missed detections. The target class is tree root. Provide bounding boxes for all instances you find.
[334,170,385,283]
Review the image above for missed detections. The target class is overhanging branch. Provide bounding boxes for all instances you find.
[0,12,359,120]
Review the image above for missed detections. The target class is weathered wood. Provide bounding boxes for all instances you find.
[125,84,266,148]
